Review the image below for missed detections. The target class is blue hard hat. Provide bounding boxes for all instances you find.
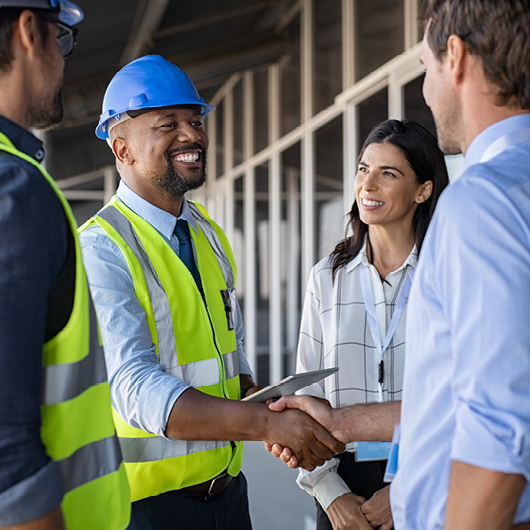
[96,55,215,140]
[0,0,84,25]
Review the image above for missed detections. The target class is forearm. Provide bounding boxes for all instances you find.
[1,507,65,530]
[165,387,280,441]
[334,401,400,442]
[444,461,526,530]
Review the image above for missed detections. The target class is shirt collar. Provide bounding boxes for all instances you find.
[345,235,418,273]
[465,114,530,168]
[0,114,45,163]
[116,180,199,240]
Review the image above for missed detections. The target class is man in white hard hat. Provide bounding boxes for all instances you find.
[0,1,130,529]
[79,54,344,530]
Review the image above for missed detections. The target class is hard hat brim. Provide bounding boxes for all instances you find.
[95,103,215,140]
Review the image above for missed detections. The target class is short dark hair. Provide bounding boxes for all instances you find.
[0,8,50,73]
[423,0,530,109]
[330,119,449,280]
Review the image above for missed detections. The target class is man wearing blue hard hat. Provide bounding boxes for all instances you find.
[0,1,130,529]
[80,54,344,530]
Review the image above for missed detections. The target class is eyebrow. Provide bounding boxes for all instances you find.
[154,111,202,123]
[359,161,405,176]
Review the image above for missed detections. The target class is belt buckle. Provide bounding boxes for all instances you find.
[207,472,228,496]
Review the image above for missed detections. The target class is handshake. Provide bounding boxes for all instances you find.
[262,395,399,471]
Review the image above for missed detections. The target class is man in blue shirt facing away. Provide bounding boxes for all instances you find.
[270,1,530,528]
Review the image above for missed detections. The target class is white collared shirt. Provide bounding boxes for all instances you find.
[296,242,417,509]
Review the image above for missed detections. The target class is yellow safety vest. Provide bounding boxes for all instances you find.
[0,132,130,530]
[81,196,244,502]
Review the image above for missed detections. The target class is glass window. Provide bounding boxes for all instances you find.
[254,69,269,154]
[355,0,405,81]
[280,14,301,137]
[358,87,389,149]
[281,142,302,375]
[315,116,344,260]
[233,80,244,167]
[314,0,342,114]
[404,74,436,137]
[255,163,270,385]
[215,100,224,178]
[233,176,245,307]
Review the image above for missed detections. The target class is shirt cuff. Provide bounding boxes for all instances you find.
[0,460,63,526]
[311,470,351,511]
[451,402,530,481]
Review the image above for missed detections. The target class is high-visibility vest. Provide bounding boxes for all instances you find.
[0,132,130,530]
[81,196,244,502]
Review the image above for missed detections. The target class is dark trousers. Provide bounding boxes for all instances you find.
[127,473,253,530]
[315,453,388,530]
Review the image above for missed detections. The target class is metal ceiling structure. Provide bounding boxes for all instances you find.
[47,0,297,181]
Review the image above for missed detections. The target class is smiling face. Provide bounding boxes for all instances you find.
[114,106,209,206]
[355,142,432,231]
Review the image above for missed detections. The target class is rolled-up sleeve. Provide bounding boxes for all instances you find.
[439,172,530,480]
[80,227,190,438]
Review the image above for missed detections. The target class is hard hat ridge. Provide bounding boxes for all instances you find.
[96,55,215,140]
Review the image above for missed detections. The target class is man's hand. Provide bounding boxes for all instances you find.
[269,395,346,442]
[326,493,373,530]
[265,407,344,471]
[361,485,393,530]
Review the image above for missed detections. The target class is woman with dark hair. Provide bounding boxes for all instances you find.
[294,119,449,530]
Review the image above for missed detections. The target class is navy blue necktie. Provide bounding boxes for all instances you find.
[174,219,203,292]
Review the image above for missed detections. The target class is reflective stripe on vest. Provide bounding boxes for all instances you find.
[120,436,229,463]
[42,302,107,405]
[56,435,123,492]
[188,202,234,290]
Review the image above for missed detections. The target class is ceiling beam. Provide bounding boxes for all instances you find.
[120,0,171,66]
[155,0,287,41]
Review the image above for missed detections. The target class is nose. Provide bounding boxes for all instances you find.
[177,123,201,143]
[361,171,378,191]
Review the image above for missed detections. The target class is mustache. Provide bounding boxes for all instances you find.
[166,143,204,157]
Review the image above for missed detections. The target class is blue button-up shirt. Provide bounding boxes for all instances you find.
[391,115,530,529]
[79,181,252,438]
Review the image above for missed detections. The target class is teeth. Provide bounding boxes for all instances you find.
[362,198,384,206]
[175,152,199,163]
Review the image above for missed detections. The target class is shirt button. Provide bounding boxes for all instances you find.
[35,149,44,161]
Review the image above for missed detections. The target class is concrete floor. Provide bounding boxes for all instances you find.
[242,441,317,530]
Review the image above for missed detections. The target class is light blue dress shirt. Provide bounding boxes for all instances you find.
[79,181,252,438]
[391,115,530,529]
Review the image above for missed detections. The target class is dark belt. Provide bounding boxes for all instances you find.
[178,473,233,496]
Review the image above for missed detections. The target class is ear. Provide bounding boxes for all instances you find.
[112,137,134,166]
[12,10,42,60]
[416,180,433,204]
[445,34,468,86]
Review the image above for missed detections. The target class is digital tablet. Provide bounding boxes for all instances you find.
[241,367,339,403]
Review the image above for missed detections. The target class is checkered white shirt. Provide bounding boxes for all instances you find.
[295,243,417,509]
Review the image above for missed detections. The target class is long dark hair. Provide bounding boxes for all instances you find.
[330,119,449,280]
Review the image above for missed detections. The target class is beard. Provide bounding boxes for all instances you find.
[155,145,207,197]
[431,92,463,156]
[29,81,64,130]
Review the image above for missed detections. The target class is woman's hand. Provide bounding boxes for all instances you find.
[327,493,373,530]
[361,485,393,530]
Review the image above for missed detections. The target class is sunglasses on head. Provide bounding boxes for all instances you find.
[38,12,78,58]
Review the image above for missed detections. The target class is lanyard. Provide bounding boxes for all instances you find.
[479,127,530,163]
[360,264,414,402]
